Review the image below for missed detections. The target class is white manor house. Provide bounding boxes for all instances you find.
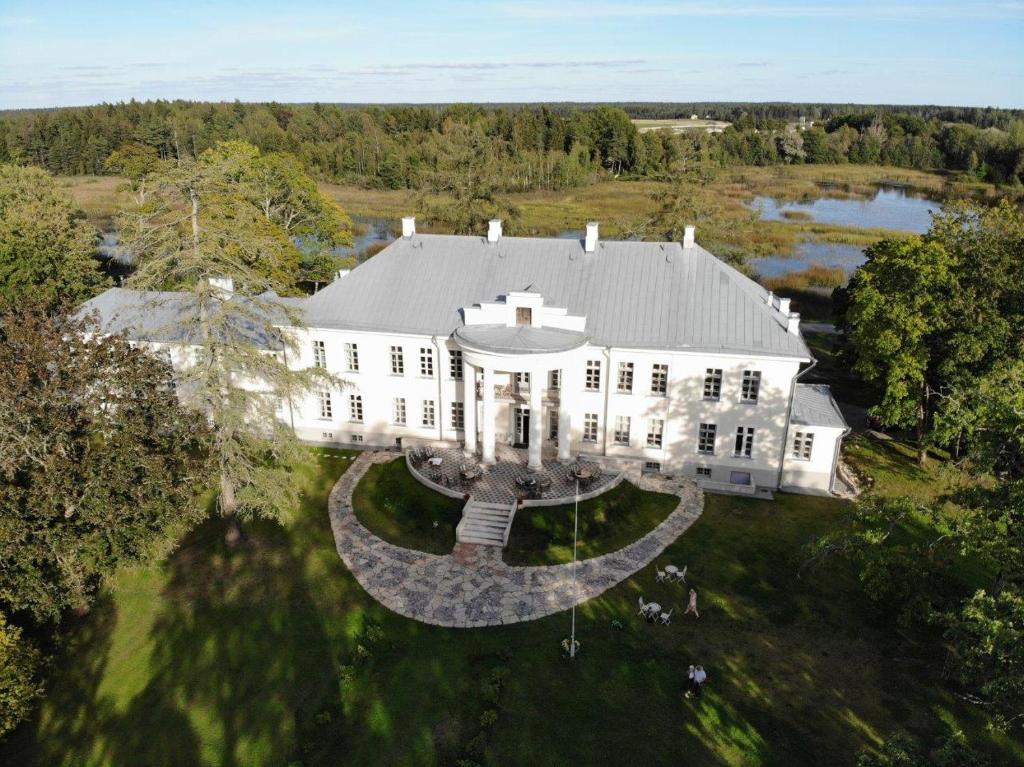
[83,218,849,496]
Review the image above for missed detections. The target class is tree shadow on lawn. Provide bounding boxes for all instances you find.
[1,594,203,767]
[135,515,345,767]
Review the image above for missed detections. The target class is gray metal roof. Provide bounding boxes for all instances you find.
[78,288,295,349]
[454,324,589,355]
[791,384,848,429]
[304,233,811,358]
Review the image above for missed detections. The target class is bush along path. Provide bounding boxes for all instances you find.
[328,453,703,627]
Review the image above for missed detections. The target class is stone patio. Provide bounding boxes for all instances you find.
[408,444,617,504]
[328,451,704,628]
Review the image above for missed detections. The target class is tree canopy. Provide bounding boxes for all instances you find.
[0,303,209,622]
[0,164,108,309]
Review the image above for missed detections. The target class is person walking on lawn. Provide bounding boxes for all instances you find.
[685,588,699,618]
[694,666,708,699]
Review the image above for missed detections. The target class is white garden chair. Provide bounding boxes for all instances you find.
[656,568,667,583]
[673,565,688,584]
[637,596,648,616]
[660,608,673,626]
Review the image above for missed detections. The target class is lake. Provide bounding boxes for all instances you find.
[749,187,943,279]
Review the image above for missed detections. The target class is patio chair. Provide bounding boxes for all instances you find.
[656,568,667,583]
[637,596,647,616]
[674,565,688,584]
[660,608,673,626]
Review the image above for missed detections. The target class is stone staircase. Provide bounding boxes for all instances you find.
[456,499,517,547]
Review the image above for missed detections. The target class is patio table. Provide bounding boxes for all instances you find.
[665,565,679,578]
[645,602,661,621]
[428,457,443,467]
[573,466,597,480]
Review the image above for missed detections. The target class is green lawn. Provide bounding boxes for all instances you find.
[351,457,465,554]
[3,446,1021,766]
[504,480,680,566]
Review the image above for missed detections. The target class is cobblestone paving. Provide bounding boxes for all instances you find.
[328,452,704,628]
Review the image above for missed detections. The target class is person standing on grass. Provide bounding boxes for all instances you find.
[685,665,697,698]
[685,588,699,618]
[694,666,708,699]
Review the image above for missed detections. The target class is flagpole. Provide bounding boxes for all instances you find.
[570,477,579,659]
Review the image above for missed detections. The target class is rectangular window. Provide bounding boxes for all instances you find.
[614,415,631,446]
[393,397,406,425]
[644,461,661,473]
[647,418,664,448]
[651,363,668,396]
[344,342,359,372]
[516,306,532,326]
[390,346,404,375]
[585,360,601,391]
[548,408,559,440]
[792,431,814,460]
[583,413,599,442]
[734,426,755,458]
[349,395,363,423]
[549,370,560,390]
[703,368,722,400]
[515,372,530,390]
[351,434,364,443]
[449,350,463,380]
[698,423,717,455]
[419,348,434,377]
[318,391,333,419]
[312,340,326,369]
[422,399,435,428]
[696,466,712,477]
[322,431,334,440]
[451,401,465,430]
[617,361,634,394]
[741,370,762,403]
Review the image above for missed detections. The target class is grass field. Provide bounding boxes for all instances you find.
[504,480,680,566]
[3,442,1021,766]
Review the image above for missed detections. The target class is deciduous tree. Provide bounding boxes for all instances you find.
[0,164,108,309]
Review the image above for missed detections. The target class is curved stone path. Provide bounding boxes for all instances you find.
[328,452,703,628]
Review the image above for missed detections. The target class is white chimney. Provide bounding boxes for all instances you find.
[335,268,351,281]
[778,297,791,315]
[487,219,502,243]
[765,290,775,307]
[208,276,233,296]
[787,312,801,335]
[584,221,599,253]
[683,225,695,249]
[401,216,416,238]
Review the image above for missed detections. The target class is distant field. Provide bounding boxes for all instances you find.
[632,117,732,133]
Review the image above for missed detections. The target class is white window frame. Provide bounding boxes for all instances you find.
[449,350,463,380]
[583,413,598,442]
[585,360,601,391]
[792,431,814,460]
[422,399,435,428]
[647,418,664,448]
[548,408,559,441]
[312,340,327,369]
[703,368,722,400]
[698,423,717,455]
[734,426,754,458]
[451,401,465,430]
[390,346,404,375]
[393,397,407,425]
[344,342,359,372]
[613,415,631,446]
[318,391,333,420]
[651,363,668,396]
[349,394,363,423]
[419,347,433,377]
[741,370,762,404]
[617,362,634,394]
[696,466,712,477]
[549,370,560,390]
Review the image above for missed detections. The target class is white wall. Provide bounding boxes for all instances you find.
[781,425,847,494]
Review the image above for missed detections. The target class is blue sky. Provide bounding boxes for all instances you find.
[1,1,1022,109]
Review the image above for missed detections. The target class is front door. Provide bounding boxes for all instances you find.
[514,407,530,447]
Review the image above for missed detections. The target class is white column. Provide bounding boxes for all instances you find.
[481,366,496,464]
[558,364,575,462]
[528,372,543,470]
[463,363,477,457]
